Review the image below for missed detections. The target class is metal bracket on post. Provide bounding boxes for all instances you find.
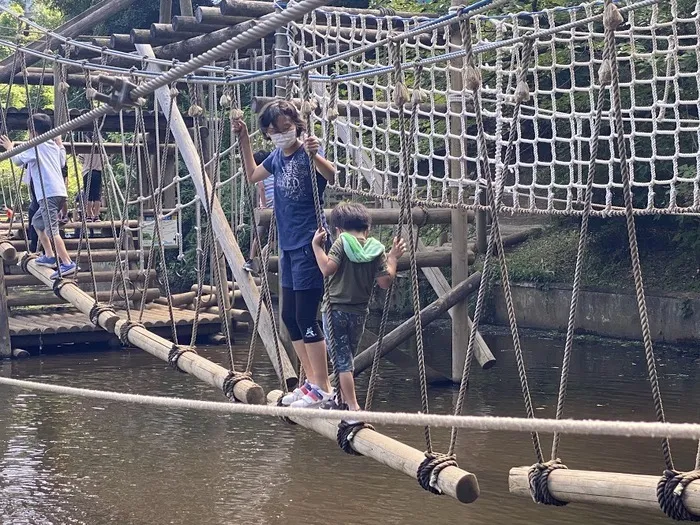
[91,76,147,111]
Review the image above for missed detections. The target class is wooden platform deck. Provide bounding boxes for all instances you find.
[9,303,225,349]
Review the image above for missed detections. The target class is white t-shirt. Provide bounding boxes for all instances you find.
[12,141,67,201]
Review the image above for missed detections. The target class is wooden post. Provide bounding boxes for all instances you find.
[267,391,479,504]
[448,2,473,383]
[179,0,194,17]
[0,263,11,358]
[137,44,297,389]
[159,0,172,24]
[509,467,700,514]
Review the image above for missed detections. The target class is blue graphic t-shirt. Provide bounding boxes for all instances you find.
[262,144,328,251]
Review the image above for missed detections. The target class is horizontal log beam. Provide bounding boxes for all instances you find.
[267,390,478,504]
[509,467,700,515]
[220,0,434,22]
[266,250,472,272]
[150,23,203,40]
[255,207,461,228]
[352,271,494,376]
[7,287,160,307]
[172,15,239,33]
[194,7,252,25]
[5,269,155,286]
[2,243,266,405]
[109,34,135,51]
[0,219,139,232]
[251,96,452,119]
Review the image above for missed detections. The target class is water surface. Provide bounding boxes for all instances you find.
[0,324,698,524]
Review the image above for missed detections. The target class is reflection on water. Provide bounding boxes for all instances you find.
[0,323,699,524]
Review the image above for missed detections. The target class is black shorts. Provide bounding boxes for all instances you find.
[83,170,102,201]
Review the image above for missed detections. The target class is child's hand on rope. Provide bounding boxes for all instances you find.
[312,227,327,247]
[0,135,14,151]
[388,236,406,261]
[304,135,320,157]
[230,118,248,136]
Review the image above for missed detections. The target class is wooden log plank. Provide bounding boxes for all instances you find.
[352,272,495,376]
[509,467,700,514]
[0,0,141,82]
[138,43,297,389]
[150,23,203,40]
[5,270,154,286]
[254,207,459,228]
[7,288,160,308]
[0,243,17,264]
[267,390,478,504]
[0,263,10,357]
[4,245,265,404]
[172,15,238,33]
[0,219,139,231]
[266,250,472,272]
[195,6,248,25]
[109,34,135,51]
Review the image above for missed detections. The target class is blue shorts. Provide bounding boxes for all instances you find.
[280,243,324,291]
[323,309,365,373]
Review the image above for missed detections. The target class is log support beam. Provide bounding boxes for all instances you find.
[0,244,265,404]
[0,263,11,358]
[267,390,480,504]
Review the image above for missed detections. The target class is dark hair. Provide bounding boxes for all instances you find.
[253,150,271,165]
[330,202,371,232]
[27,113,52,135]
[258,99,305,138]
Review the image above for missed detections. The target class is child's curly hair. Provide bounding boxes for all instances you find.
[258,99,306,138]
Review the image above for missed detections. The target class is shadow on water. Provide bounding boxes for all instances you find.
[0,323,698,524]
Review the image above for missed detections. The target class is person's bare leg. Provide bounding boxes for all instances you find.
[339,371,360,411]
[52,235,71,264]
[292,339,314,383]
[37,229,54,257]
[306,339,332,393]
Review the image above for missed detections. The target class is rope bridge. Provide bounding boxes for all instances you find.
[0,0,697,518]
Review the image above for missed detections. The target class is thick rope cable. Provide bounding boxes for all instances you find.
[3,376,700,438]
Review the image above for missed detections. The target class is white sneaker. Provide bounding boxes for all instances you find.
[280,381,310,406]
[290,385,333,409]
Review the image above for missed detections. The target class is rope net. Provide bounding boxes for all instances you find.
[289,0,700,216]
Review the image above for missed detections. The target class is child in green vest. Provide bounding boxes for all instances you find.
[312,202,405,411]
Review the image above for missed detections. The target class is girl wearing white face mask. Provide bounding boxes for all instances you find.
[233,99,337,408]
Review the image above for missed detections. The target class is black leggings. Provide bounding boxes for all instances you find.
[281,287,324,343]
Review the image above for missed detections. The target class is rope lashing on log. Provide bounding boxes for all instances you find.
[52,278,71,299]
[658,470,700,521]
[337,420,374,456]
[89,302,118,326]
[168,344,196,373]
[417,453,459,495]
[222,370,253,401]
[19,253,37,273]
[276,394,297,426]
[119,321,145,346]
[528,459,569,506]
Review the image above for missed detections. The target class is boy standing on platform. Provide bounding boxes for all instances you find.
[312,202,405,411]
[0,114,75,279]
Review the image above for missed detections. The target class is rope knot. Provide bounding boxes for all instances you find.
[168,344,195,373]
[118,321,144,346]
[464,65,482,92]
[378,6,396,15]
[187,104,204,117]
[337,419,374,456]
[393,82,410,108]
[657,469,700,521]
[417,452,458,495]
[52,278,70,299]
[514,79,531,103]
[603,2,624,30]
[276,393,297,426]
[169,87,179,98]
[528,459,569,506]
[89,302,116,327]
[20,253,37,273]
[598,59,613,87]
[230,108,244,120]
[219,93,231,108]
[221,370,252,401]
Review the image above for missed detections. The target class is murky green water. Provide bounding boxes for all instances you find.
[0,324,699,524]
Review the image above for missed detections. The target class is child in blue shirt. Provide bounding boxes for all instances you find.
[234,99,337,408]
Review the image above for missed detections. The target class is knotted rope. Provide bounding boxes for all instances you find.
[337,420,374,456]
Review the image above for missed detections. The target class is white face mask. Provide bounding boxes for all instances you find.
[269,130,298,150]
